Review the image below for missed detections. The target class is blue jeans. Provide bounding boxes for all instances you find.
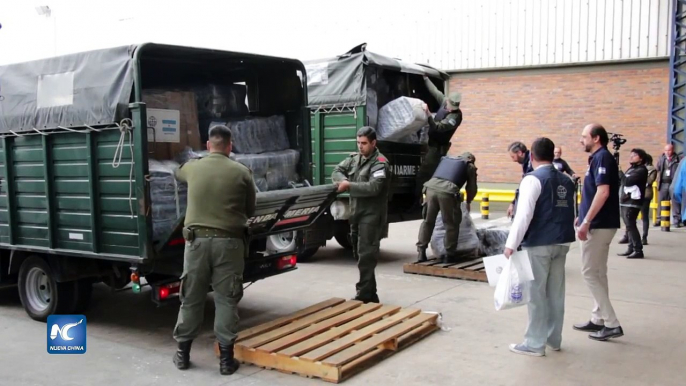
[523,245,570,351]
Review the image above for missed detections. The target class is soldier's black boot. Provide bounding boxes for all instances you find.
[173,340,192,370]
[218,342,240,375]
[417,248,428,263]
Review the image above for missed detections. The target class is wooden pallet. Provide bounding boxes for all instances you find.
[403,257,487,282]
[213,298,439,383]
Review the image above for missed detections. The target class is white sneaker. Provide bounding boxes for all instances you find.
[509,343,545,357]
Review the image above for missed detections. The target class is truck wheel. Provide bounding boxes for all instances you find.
[18,256,77,322]
[334,221,353,250]
[298,247,320,262]
[267,231,297,254]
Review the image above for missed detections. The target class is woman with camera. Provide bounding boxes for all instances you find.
[618,149,649,259]
[618,153,657,246]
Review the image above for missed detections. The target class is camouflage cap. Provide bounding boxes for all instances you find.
[446,92,462,110]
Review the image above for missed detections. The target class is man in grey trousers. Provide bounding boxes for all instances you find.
[504,137,576,357]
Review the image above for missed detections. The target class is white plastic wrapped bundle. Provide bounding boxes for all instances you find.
[265,149,300,190]
[233,153,271,176]
[377,97,429,142]
[175,146,208,165]
[231,149,300,191]
[430,202,480,258]
[254,177,269,192]
[214,115,290,154]
[149,160,187,242]
[476,227,510,257]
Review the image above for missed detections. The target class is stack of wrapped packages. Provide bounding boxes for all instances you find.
[375,96,429,145]
[476,225,510,257]
[210,115,299,192]
[430,202,480,259]
[149,160,187,242]
[430,206,511,259]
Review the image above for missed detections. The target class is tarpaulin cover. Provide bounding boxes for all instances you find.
[0,45,136,132]
[304,43,449,107]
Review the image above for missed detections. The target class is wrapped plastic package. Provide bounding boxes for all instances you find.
[430,202,480,258]
[195,84,249,119]
[175,146,208,165]
[233,153,272,176]
[149,160,187,242]
[211,115,290,154]
[476,227,510,257]
[232,149,300,191]
[377,97,429,142]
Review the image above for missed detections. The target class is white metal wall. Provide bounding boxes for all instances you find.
[0,0,673,70]
[369,0,673,70]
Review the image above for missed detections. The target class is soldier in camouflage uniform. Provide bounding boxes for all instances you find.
[416,152,478,263]
[172,125,256,376]
[332,127,391,303]
[415,76,464,201]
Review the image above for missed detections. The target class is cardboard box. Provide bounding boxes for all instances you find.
[142,90,201,160]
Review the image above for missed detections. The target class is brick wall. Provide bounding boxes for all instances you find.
[447,60,670,183]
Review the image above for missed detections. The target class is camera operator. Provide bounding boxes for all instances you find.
[617,149,649,259]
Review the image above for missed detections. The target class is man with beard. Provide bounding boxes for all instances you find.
[574,123,624,342]
[507,141,534,219]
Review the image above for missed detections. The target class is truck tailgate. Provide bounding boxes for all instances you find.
[248,184,338,236]
[156,184,338,254]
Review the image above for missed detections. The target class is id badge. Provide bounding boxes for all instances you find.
[666,170,671,177]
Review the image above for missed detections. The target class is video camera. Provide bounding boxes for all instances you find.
[608,132,627,152]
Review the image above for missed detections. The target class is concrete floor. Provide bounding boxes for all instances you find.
[1,213,684,386]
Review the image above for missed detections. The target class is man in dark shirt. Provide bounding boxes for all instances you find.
[656,144,683,227]
[507,141,534,218]
[573,123,624,342]
[553,146,577,179]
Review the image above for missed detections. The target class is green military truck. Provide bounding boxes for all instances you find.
[0,43,338,321]
[296,44,450,257]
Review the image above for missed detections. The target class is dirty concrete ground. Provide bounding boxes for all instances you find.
[1,212,684,386]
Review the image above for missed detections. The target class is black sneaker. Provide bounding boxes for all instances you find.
[589,326,624,341]
[573,321,604,332]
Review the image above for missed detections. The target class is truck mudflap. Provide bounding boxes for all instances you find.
[156,184,339,255]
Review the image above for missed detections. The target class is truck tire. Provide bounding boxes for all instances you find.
[334,221,353,250]
[18,256,77,322]
[267,231,297,254]
[298,247,320,262]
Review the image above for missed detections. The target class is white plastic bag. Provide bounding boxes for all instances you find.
[493,259,531,311]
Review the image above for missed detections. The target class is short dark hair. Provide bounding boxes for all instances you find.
[531,137,555,163]
[208,124,232,148]
[588,123,609,147]
[508,141,527,154]
[631,148,648,163]
[644,153,654,166]
[357,126,377,142]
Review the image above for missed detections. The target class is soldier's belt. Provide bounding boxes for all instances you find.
[185,227,243,240]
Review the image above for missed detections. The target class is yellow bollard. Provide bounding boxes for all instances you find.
[661,200,671,232]
[652,182,659,226]
[481,194,490,219]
